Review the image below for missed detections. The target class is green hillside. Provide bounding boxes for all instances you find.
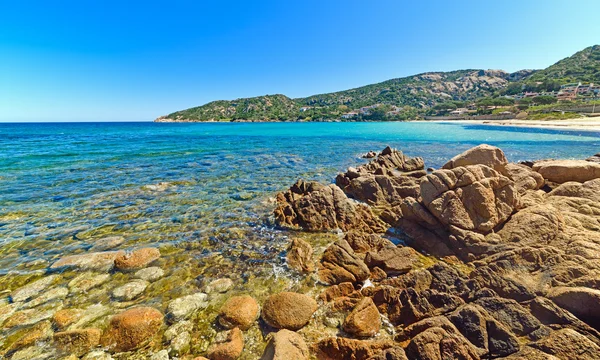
[157,45,599,122]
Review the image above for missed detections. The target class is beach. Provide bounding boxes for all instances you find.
[431,116,600,132]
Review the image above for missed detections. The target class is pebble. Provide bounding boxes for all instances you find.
[82,351,114,360]
[11,275,59,302]
[166,293,208,322]
[150,350,169,360]
[170,331,191,355]
[164,320,193,342]
[135,266,165,282]
[50,251,124,272]
[89,236,125,251]
[68,273,110,294]
[3,308,58,328]
[111,280,149,301]
[22,287,68,309]
[204,278,233,293]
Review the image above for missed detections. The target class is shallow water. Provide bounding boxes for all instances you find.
[0,121,599,357]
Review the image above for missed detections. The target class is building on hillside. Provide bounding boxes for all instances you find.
[341,112,358,119]
[359,104,380,115]
[524,92,539,98]
[449,108,468,115]
[299,107,311,112]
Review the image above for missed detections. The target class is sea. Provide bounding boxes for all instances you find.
[0,121,599,354]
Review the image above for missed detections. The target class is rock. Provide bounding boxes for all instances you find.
[114,247,160,271]
[363,151,377,159]
[262,292,317,330]
[50,251,125,272]
[274,180,386,233]
[150,350,170,360]
[287,238,314,273]
[205,278,234,294]
[53,309,84,331]
[364,246,419,275]
[487,319,520,357]
[219,295,260,330]
[70,304,110,330]
[68,273,110,294]
[420,165,518,233]
[261,329,309,360]
[319,239,370,285]
[319,282,361,303]
[547,286,600,328]
[207,327,244,360]
[344,232,395,254]
[586,153,600,163]
[82,351,114,360]
[448,305,488,350]
[532,159,600,183]
[442,144,508,174]
[166,293,208,322]
[111,280,149,301]
[164,320,193,342]
[405,326,480,360]
[11,275,59,302]
[3,308,56,328]
[89,236,125,251]
[366,347,408,360]
[22,286,68,309]
[5,320,53,354]
[315,337,396,360]
[505,163,545,194]
[170,330,191,355]
[54,328,102,356]
[134,266,165,282]
[530,328,600,359]
[101,307,164,352]
[475,297,541,336]
[343,297,381,337]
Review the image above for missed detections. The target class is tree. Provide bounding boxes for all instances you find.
[532,96,557,105]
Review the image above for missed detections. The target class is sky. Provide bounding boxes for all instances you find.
[1,1,599,122]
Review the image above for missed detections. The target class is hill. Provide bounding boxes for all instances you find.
[157,45,599,122]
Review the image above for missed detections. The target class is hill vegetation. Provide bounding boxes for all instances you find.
[157,45,600,122]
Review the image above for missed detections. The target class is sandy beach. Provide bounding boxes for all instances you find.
[430,117,600,132]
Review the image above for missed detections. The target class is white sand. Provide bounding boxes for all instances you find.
[425,117,600,132]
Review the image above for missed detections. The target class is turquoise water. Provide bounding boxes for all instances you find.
[1,121,599,275]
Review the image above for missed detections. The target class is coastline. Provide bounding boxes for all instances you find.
[418,117,600,132]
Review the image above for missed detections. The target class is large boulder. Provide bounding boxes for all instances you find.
[505,163,545,194]
[420,165,518,233]
[319,239,370,285]
[274,180,386,233]
[314,337,396,360]
[287,238,314,273]
[442,144,508,174]
[532,160,600,183]
[101,307,164,352]
[262,292,317,330]
[364,246,419,276]
[261,329,309,360]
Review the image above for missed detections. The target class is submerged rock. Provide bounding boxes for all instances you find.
[10,275,59,303]
[219,295,260,330]
[114,247,161,271]
[111,279,149,301]
[54,328,102,356]
[261,292,317,330]
[101,306,164,352]
[68,273,110,294]
[134,266,165,282]
[166,292,208,322]
[204,278,234,294]
[207,327,244,360]
[50,251,124,272]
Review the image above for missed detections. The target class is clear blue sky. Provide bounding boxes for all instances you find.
[1,0,599,122]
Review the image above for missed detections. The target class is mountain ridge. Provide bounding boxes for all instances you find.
[157,45,599,122]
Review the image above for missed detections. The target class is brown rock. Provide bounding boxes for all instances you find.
[101,307,164,352]
[262,292,317,330]
[318,282,361,303]
[218,295,260,330]
[207,327,244,360]
[261,329,309,360]
[54,328,102,356]
[405,326,480,360]
[319,240,370,285]
[505,163,545,194]
[273,180,386,233]
[114,248,160,271]
[420,165,518,233]
[287,238,314,273]
[343,297,381,337]
[532,159,600,183]
[586,153,600,163]
[530,328,600,359]
[50,251,125,272]
[364,246,419,275]
[5,321,53,355]
[53,309,84,331]
[344,232,395,254]
[315,337,396,360]
[547,286,600,328]
[442,144,508,174]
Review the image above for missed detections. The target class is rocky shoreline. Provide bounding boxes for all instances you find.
[2,146,600,359]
